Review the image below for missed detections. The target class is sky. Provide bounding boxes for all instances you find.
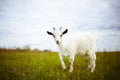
[0,0,120,51]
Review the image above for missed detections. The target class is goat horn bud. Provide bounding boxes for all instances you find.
[53,27,56,30]
[59,27,62,30]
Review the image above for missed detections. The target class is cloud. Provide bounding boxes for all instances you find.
[0,0,120,51]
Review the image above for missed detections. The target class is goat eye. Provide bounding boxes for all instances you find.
[53,35,55,37]
[60,35,62,37]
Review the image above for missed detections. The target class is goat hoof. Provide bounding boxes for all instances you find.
[90,69,94,73]
[69,69,73,72]
[63,67,67,70]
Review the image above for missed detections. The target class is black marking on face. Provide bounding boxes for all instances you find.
[47,31,53,35]
[62,29,68,35]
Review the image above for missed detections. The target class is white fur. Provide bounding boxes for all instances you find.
[47,29,96,73]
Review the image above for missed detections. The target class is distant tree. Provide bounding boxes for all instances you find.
[23,45,31,51]
[33,48,42,53]
[16,47,22,51]
[43,49,52,52]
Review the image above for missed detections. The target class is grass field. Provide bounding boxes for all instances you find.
[0,49,120,80]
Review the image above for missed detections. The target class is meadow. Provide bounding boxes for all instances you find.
[0,49,120,80]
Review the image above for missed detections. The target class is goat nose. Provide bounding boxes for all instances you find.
[56,41,59,44]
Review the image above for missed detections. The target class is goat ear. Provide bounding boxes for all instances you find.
[47,31,53,35]
[62,29,68,35]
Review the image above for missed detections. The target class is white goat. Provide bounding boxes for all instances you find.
[47,27,96,73]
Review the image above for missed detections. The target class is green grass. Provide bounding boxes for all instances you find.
[0,50,120,80]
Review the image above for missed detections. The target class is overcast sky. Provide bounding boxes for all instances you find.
[0,0,120,51]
